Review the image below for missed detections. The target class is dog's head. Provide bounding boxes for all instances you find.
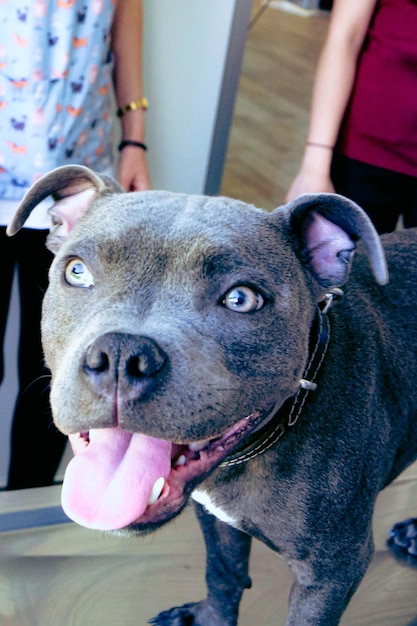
[9,165,388,533]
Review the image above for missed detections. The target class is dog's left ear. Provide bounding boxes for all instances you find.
[276,193,388,288]
[7,164,124,252]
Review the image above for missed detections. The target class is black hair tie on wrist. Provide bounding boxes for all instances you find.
[118,140,148,152]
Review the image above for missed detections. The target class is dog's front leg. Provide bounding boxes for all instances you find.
[195,500,253,624]
[284,537,374,626]
[150,501,252,626]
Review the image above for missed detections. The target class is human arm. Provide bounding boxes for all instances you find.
[111,0,151,191]
[286,0,377,202]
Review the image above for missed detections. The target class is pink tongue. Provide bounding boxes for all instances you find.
[61,428,172,530]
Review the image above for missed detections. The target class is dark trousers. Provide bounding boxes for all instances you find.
[0,227,67,490]
[331,153,417,234]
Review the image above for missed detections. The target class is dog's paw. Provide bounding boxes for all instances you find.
[148,602,198,625]
[148,600,234,626]
[387,518,417,566]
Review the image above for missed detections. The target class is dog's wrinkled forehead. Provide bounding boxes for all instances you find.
[90,190,268,238]
[59,190,278,276]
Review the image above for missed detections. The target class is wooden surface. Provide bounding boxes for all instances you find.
[0,463,417,626]
[1,5,416,626]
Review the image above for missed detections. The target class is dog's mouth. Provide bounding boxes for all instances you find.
[61,410,266,533]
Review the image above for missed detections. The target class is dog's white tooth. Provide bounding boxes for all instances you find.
[175,455,187,466]
[148,477,165,505]
[189,440,209,452]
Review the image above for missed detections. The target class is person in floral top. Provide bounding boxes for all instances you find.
[0,0,150,489]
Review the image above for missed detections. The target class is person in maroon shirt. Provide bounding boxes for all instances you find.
[287,0,417,234]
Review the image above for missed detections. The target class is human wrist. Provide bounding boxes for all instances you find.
[121,112,146,143]
[301,144,333,177]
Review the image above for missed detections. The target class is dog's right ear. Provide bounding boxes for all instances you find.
[6,165,124,253]
[276,192,388,291]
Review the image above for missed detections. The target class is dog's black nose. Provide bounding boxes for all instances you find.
[83,332,167,400]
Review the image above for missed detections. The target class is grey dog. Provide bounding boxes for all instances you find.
[8,164,417,625]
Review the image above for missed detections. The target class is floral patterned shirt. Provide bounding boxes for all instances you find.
[0,0,116,225]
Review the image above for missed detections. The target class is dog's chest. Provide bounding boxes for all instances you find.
[191,489,240,527]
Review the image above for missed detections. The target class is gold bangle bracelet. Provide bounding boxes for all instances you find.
[117,97,148,118]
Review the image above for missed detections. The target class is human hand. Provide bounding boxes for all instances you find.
[117,146,151,192]
[286,168,335,203]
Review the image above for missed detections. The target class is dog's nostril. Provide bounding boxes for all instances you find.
[85,350,109,373]
[127,354,159,378]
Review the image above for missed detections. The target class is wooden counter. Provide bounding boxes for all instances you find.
[1,467,417,625]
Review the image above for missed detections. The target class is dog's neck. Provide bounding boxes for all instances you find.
[220,289,343,468]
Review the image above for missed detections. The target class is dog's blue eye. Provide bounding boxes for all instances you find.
[223,286,264,313]
[65,259,94,288]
